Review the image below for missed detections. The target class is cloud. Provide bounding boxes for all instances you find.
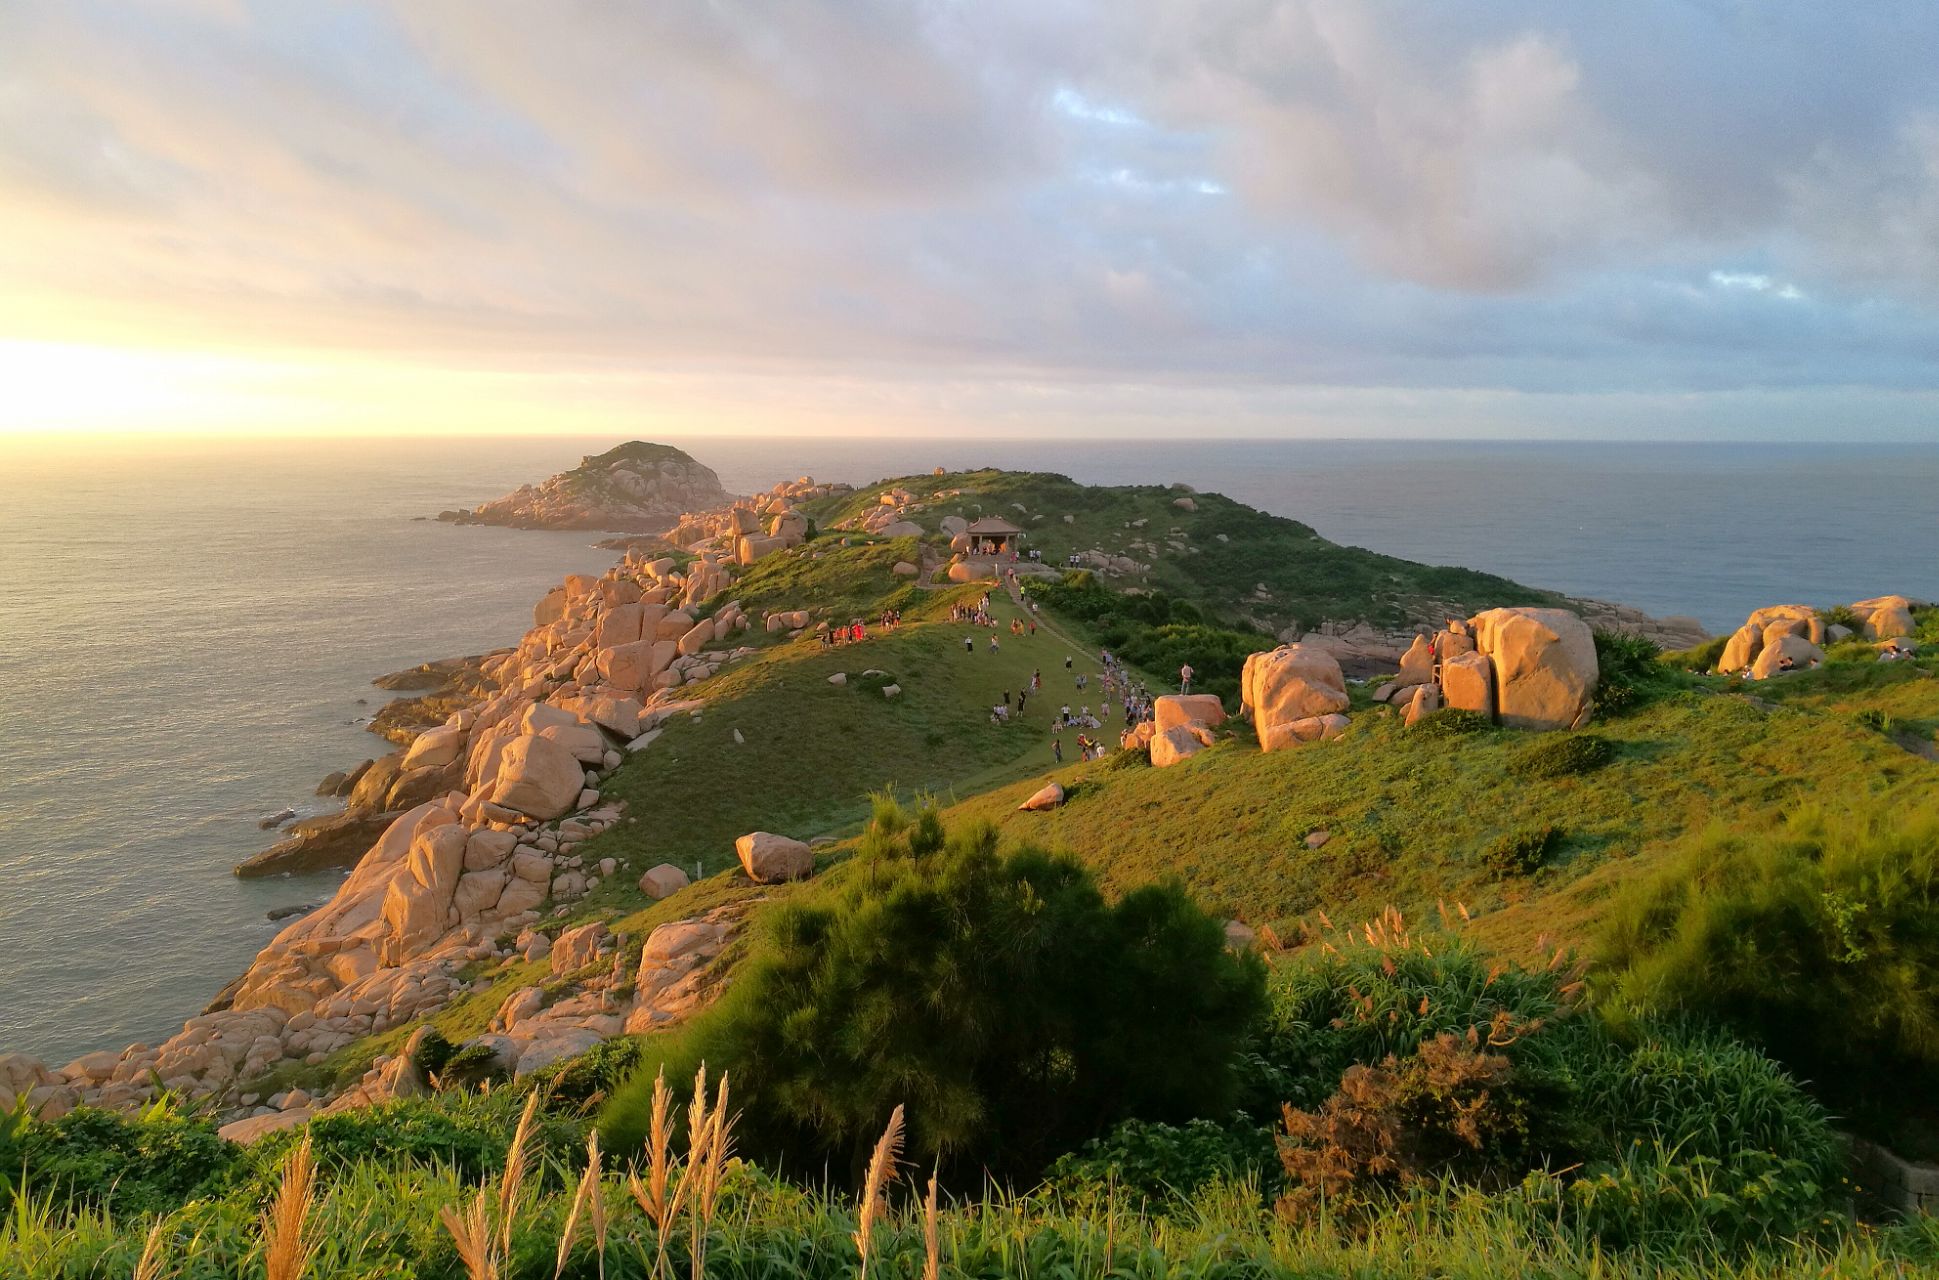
[1,0,1937,435]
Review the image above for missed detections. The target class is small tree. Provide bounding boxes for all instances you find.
[602,799,1266,1182]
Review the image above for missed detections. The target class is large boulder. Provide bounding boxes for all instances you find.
[1150,724,1213,768]
[551,922,611,975]
[1747,604,1823,646]
[1750,633,1823,679]
[489,735,586,821]
[1018,782,1065,812]
[1439,649,1495,716]
[735,831,814,883]
[1469,608,1599,731]
[1859,596,1916,640]
[595,603,647,648]
[380,820,468,959]
[520,703,606,765]
[1241,645,1350,752]
[638,863,691,899]
[1718,623,1762,674]
[1153,694,1226,733]
[1394,635,1435,688]
[402,724,465,771]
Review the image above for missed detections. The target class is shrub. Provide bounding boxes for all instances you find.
[601,801,1267,1182]
[2,1103,236,1217]
[1591,630,1668,716]
[1510,733,1614,780]
[1276,1031,1536,1219]
[1252,922,1578,1114]
[1663,633,1728,674]
[1045,1117,1275,1206]
[1483,825,1560,877]
[1406,708,1493,738]
[1818,604,1864,632]
[1103,745,1150,770]
[520,1035,650,1111]
[1600,803,1939,1113]
[240,1092,577,1195]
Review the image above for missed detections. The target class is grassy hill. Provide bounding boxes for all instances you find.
[12,509,1939,1275]
[800,468,1556,631]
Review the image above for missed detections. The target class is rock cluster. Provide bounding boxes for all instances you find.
[662,474,849,566]
[1367,607,1600,730]
[1125,694,1230,767]
[1715,596,1923,678]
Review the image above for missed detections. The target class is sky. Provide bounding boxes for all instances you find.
[3,0,1938,441]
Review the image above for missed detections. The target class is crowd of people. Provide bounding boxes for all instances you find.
[818,607,904,648]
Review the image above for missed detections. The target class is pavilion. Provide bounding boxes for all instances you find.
[965,516,1022,557]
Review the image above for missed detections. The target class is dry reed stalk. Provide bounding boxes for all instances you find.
[686,1069,735,1280]
[440,1090,542,1280]
[132,1219,167,1280]
[554,1131,608,1280]
[262,1131,317,1280]
[920,1166,940,1280]
[497,1092,542,1260]
[854,1103,905,1280]
[439,1195,497,1280]
[626,1069,692,1280]
[587,1130,610,1280]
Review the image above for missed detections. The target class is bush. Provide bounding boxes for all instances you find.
[240,1092,578,1195]
[1600,803,1939,1112]
[2,1103,236,1217]
[1045,1117,1275,1206]
[1406,708,1493,738]
[1484,825,1560,877]
[1258,928,1838,1246]
[601,801,1267,1182]
[1663,633,1728,674]
[1510,733,1615,780]
[520,1035,651,1111]
[1251,924,1578,1115]
[1592,630,1668,716]
[1277,1031,1537,1219]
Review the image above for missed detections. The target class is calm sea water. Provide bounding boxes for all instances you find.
[3,435,1936,1063]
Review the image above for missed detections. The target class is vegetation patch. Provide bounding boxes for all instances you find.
[1511,733,1616,780]
[1484,824,1562,877]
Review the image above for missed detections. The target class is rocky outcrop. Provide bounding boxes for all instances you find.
[1715,596,1925,678]
[439,441,732,533]
[1242,645,1351,752]
[1470,607,1600,731]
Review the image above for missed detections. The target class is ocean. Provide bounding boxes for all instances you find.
[3,434,1936,1064]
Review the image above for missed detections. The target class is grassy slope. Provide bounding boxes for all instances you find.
[941,661,1939,966]
[302,509,1939,1098]
[800,468,1557,629]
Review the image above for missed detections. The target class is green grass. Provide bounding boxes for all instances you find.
[13,1157,1939,1279]
[937,669,1939,966]
[801,468,1556,630]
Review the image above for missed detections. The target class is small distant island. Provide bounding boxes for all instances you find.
[436,440,733,532]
